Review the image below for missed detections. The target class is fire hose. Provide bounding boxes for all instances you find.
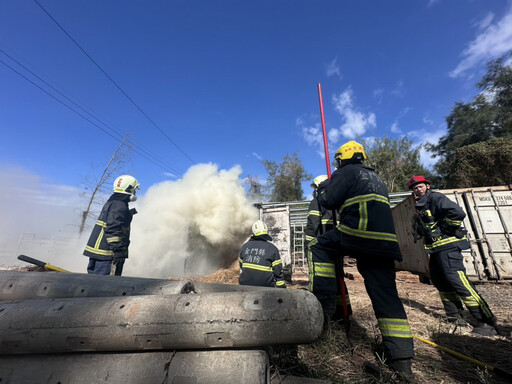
[414,335,512,380]
[17,254,70,273]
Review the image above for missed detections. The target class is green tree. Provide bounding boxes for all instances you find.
[444,138,512,188]
[360,136,434,192]
[262,153,312,202]
[429,55,512,184]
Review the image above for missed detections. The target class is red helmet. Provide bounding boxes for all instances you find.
[408,176,431,189]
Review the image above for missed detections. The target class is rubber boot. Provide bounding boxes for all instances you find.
[472,321,497,337]
[388,358,415,383]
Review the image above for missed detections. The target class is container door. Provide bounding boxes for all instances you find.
[260,206,291,268]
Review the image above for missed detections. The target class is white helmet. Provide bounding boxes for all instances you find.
[311,175,328,188]
[252,220,268,236]
[113,175,140,195]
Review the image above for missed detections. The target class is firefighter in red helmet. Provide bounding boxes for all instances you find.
[408,176,500,336]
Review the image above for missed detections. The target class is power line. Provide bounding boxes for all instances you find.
[0,57,181,176]
[32,0,195,163]
[0,47,183,175]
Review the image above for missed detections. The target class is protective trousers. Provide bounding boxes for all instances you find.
[309,230,414,360]
[307,231,352,317]
[429,248,494,322]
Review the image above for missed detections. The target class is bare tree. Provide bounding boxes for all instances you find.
[79,136,133,234]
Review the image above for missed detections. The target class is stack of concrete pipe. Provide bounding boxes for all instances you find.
[0,271,324,383]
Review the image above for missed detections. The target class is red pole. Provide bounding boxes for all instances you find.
[316,83,349,319]
[317,83,332,178]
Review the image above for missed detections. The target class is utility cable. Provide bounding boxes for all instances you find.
[0,47,182,175]
[0,57,180,175]
[33,0,195,164]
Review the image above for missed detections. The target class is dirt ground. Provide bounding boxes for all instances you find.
[6,261,512,384]
[198,260,512,384]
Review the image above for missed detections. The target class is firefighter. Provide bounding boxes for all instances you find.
[408,176,499,336]
[83,175,140,276]
[309,141,415,382]
[239,220,286,288]
[306,175,352,320]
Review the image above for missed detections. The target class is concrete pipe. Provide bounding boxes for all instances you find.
[0,271,267,301]
[0,289,323,354]
[0,349,270,384]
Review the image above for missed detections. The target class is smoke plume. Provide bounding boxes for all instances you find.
[125,164,259,279]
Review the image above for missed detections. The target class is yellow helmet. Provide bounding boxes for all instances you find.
[334,140,367,161]
[311,175,328,188]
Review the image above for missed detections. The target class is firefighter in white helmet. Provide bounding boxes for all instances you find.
[309,141,415,382]
[239,220,286,288]
[306,175,352,320]
[83,175,140,276]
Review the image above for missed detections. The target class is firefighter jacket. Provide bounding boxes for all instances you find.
[305,193,334,246]
[83,193,134,261]
[239,235,286,288]
[317,163,402,261]
[414,190,469,254]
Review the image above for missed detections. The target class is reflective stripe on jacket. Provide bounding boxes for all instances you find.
[305,197,334,245]
[83,193,133,261]
[317,163,402,260]
[239,236,286,288]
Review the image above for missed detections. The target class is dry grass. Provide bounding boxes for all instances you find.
[198,260,512,384]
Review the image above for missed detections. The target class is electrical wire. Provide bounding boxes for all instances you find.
[32,0,195,164]
[0,57,181,175]
[0,47,182,176]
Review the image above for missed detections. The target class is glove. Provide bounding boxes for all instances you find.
[439,220,457,236]
[317,179,330,195]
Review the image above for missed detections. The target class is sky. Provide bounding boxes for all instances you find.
[1,0,512,272]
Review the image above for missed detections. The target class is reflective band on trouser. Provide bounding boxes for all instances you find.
[313,262,336,278]
[106,237,122,243]
[335,293,350,306]
[276,280,286,287]
[307,239,317,292]
[457,271,494,318]
[241,263,273,272]
[439,291,460,302]
[377,318,413,339]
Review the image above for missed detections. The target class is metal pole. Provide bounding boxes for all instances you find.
[317,83,348,319]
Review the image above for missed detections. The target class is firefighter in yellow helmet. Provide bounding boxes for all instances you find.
[308,141,415,381]
[83,175,140,276]
[239,220,286,288]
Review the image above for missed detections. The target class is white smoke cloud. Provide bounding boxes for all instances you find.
[125,163,259,279]
[0,165,89,272]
